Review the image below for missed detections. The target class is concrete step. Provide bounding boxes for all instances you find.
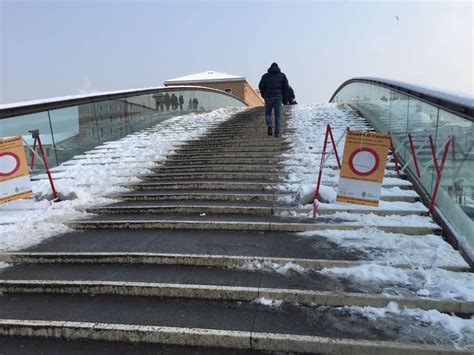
[85,202,427,217]
[168,152,279,159]
[67,213,440,235]
[176,140,290,148]
[163,157,282,165]
[111,189,417,203]
[0,336,256,354]
[137,172,284,181]
[175,146,288,154]
[2,250,466,272]
[150,164,283,173]
[110,190,282,202]
[123,181,273,191]
[0,273,471,314]
[0,228,368,264]
[86,203,276,215]
[125,181,412,190]
[0,295,469,354]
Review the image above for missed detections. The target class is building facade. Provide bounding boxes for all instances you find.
[164,71,264,107]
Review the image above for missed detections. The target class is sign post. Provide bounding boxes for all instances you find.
[0,136,33,204]
[336,131,390,207]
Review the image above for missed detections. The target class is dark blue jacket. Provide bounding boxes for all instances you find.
[258,63,289,100]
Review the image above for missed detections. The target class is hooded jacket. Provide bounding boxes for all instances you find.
[258,63,289,100]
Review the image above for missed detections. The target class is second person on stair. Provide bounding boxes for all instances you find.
[258,62,290,138]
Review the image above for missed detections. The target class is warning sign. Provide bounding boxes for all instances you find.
[336,131,390,207]
[0,136,33,204]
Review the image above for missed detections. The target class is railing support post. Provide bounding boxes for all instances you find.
[428,136,451,215]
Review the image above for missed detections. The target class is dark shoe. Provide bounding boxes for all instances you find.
[275,132,279,138]
[267,126,272,136]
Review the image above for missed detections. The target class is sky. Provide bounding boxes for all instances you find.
[1,0,473,105]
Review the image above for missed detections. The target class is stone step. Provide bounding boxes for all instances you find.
[150,164,284,173]
[0,336,254,354]
[177,140,290,147]
[110,190,281,202]
[111,189,417,203]
[125,180,412,192]
[66,213,440,235]
[0,296,469,354]
[0,277,470,314]
[123,181,273,191]
[168,152,279,159]
[85,203,427,217]
[163,157,282,165]
[176,146,288,154]
[87,204,276,215]
[137,172,284,181]
[2,251,466,272]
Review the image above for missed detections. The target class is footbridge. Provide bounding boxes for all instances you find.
[0,80,473,353]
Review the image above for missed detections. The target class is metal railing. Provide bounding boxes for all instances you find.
[330,78,474,264]
[0,86,246,173]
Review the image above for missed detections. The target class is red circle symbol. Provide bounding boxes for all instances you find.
[0,152,21,177]
[348,148,380,176]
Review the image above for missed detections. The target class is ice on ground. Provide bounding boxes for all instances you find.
[254,297,283,307]
[0,107,242,252]
[350,302,474,348]
[322,264,474,301]
[299,228,468,268]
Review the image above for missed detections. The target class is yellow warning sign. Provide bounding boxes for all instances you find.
[0,136,33,204]
[336,131,391,207]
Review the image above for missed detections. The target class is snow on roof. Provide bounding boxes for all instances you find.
[164,71,245,85]
[355,77,474,109]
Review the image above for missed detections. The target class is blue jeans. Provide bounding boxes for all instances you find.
[264,98,282,135]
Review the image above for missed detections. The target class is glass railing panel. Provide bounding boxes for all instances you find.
[1,87,246,176]
[330,80,473,255]
[436,109,474,249]
[119,94,153,136]
[0,111,57,173]
[48,103,99,165]
[388,93,410,161]
[405,98,439,194]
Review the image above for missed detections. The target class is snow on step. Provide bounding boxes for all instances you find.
[0,108,242,253]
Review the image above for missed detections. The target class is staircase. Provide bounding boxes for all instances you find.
[0,106,472,354]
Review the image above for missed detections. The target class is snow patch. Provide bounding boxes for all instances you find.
[322,264,474,301]
[235,260,306,274]
[254,297,283,307]
[299,228,468,268]
[351,302,474,346]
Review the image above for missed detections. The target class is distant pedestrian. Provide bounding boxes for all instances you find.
[283,86,297,105]
[258,62,289,138]
[164,93,171,111]
[171,93,178,110]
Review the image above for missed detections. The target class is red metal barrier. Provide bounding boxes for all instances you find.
[388,132,401,178]
[313,124,342,218]
[29,131,59,201]
[428,135,451,215]
[408,133,421,178]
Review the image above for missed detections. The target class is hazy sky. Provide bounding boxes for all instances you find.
[1,0,472,105]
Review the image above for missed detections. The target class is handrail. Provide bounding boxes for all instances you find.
[330,77,473,121]
[0,85,246,119]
